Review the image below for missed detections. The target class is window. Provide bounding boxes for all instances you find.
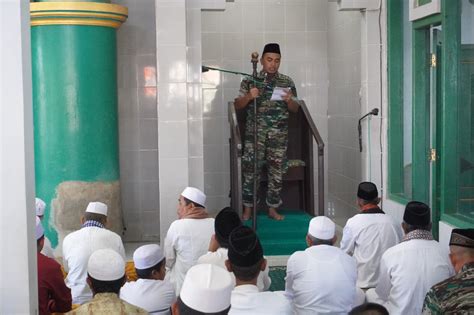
[441,0,474,227]
[388,0,413,201]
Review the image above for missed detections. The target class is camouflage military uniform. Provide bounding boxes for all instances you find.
[239,71,300,208]
[422,262,474,314]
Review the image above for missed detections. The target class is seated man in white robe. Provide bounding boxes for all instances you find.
[164,187,215,294]
[366,201,454,315]
[340,182,402,289]
[68,249,147,314]
[226,226,293,315]
[197,207,271,291]
[171,264,233,315]
[121,244,176,314]
[62,202,126,305]
[285,216,364,315]
[36,197,55,258]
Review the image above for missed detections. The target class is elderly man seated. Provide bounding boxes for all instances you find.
[171,264,233,315]
[285,216,364,314]
[62,202,125,304]
[164,187,215,294]
[67,249,147,314]
[422,228,474,314]
[366,201,454,315]
[121,244,176,314]
[340,182,402,290]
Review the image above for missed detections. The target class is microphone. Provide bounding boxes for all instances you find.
[358,108,379,152]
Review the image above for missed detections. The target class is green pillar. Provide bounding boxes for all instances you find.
[30,2,127,247]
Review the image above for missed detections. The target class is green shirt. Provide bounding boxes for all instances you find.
[422,262,474,314]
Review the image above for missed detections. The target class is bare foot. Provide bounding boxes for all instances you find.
[242,207,252,221]
[268,208,284,221]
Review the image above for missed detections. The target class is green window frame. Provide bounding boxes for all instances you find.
[387,0,413,204]
[388,0,474,229]
[439,0,474,228]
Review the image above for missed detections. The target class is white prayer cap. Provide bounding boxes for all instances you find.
[133,244,165,270]
[181,187,206,207]
[308,216,335,240]
[35,198,46,216]
[85,201,108,216]
[36,216,44,240]
[180,264,232,313]
[88,249,125,281]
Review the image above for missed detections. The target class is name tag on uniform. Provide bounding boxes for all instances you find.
[270,87,290,101]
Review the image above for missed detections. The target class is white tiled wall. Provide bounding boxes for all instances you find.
[327,2,362,227]
[156,0,190,242]
[201,0,329,214]
[116,0,160,242]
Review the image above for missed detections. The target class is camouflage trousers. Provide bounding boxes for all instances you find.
[242,122,288,208]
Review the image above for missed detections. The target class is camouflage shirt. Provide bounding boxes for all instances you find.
[239,71,299,130]
[422,262,474,314]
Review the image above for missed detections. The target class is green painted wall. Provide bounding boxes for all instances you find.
[31,25,119,246]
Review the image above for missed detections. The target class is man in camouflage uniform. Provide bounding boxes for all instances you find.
[422,228,474,314]
[234,43,300,221]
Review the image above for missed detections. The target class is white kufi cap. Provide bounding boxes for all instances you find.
[36,216,44,240]
[133,244,165,270]
[85,201,108,216]
[180,264,232,313]
[87,249,125,281]
[181,187,206,207]
[36,198,46,216]
[308,216,335,240]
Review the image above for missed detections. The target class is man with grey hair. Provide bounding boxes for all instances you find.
[422,228,474,314]
[285,216,364,314]
[366,201,454,314]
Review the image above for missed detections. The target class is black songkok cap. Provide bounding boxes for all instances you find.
[228,226,263,267]
[449,229,474,248]
[403,201,431,226]
[262,43,281,56]
[215,207,242,248]
[357,182,378,201]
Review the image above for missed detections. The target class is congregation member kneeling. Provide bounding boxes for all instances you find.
[121,244,176,314]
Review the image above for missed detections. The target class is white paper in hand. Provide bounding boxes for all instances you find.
[270,87,290,101]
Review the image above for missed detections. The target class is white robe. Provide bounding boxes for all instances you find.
[120,278,176,315]
[340,212,403,288]
[62,226,125,304]
[197,247,271,291]
[229,284,293,315]
[285,245,361,315]
[164,218,214,294]
[366,238,454,315]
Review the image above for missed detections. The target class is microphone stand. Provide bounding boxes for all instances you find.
[251,52,259,231]
[202,55,261,231]
[358,108,379,152]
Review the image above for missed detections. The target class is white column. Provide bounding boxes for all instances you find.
[0,0,38,313]
[156,0,189,242]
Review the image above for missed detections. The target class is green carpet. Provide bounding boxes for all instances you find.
[244,209,312,256]
[269,266,287,291]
